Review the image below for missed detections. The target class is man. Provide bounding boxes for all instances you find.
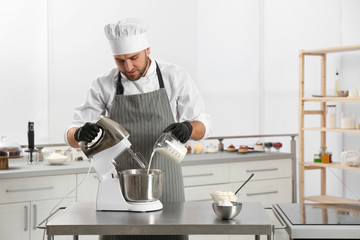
[65,18,211,240]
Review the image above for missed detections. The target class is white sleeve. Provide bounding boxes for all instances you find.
[64,77,111,145]
[175,67,212,139]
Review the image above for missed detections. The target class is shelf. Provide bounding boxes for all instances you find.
[305,195,360,204]
[303,162,360,171]
[299,45,360,204]
[301,45,360,55]
[304,127,360,133]
[303,97,360,102]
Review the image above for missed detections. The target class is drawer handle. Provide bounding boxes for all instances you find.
[183,173,214,178]
[246,168,278,173]
[33,204,37,230]
[246,190,278,196]
[24,205,28,231]
[6,186,54,193]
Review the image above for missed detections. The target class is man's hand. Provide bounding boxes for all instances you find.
[163,121,193,143]
[74,122,100,142]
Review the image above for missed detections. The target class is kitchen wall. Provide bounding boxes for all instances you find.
[1,0,360,200]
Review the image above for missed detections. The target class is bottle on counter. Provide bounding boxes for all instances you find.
[66,148,73,161]
[74,148,85,161]
[218,139,224,152]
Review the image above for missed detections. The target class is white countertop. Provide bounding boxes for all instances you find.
[0,151,291,179]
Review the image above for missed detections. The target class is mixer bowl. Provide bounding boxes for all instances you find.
[119,169,163,202]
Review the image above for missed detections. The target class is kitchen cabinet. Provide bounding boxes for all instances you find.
[184,158,292,240]
[77,172,98,203]
[298,44,360,203]
[0,202,30,240]
[0,174,76,240]
[1,151,293,240]
[184,158,292,207]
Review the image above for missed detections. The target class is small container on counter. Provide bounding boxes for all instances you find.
[74,148,85,161]
[185,140,194,154]
[193,143,204,154]
[218,139,224,152]
[205,144,218,153]
[44,149,68,165]
[24,148,39,164]
[185,145,192,154]
[66,148,73,161]
[264,142,272,152]
[272,142,282,152]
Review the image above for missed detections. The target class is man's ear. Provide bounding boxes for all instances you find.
[146,47,151,56]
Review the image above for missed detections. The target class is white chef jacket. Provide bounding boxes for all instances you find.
[65,57,211,144]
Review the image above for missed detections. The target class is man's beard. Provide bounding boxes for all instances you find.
[125,56,149,81]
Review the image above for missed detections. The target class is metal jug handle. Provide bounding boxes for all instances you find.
[80,126,105,150]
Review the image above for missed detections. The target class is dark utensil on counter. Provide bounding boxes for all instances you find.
[235,173,254,195]
[28,122,35,163]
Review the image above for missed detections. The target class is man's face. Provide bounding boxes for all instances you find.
[114,48,150,81]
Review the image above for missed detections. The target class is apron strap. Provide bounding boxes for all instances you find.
[116,61,164,95]
[155,61,165,89]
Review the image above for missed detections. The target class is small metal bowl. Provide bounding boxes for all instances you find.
[337,90,349,97]
[212,202,242,220]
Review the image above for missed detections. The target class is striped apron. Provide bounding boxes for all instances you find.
[101,62,187,240]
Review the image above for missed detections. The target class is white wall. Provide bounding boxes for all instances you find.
[0,0,48,144]
[1,0,360,201]
[340,0,360,200]
[47,0,199,143]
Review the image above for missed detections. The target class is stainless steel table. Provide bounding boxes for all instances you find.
[45,202,273,239]
[273,203,360,239]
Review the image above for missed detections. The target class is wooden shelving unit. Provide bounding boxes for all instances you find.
[298,44,360,204]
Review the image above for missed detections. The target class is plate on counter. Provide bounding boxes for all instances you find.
[238,149,265,154]
[224,149,237,152]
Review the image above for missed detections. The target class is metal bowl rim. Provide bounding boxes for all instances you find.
[119,169,164,176]
[212,202,242,207]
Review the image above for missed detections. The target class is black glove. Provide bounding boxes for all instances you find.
[163,121,193,143]
[74,122,100,142]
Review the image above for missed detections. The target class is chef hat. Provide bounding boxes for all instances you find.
[104,18,149,55]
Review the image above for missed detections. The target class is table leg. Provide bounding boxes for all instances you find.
[73,235,79,240]
[255,235,260,240]
[47,235,53,240]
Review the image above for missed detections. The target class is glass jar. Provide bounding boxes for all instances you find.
[326,105,336,128]
[314,153,322,163]
[0,136,22,157]
[320,147,332,163]
[340,112,356,129]
[218,139,224,152]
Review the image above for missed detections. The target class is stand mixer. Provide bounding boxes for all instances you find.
[80,116,163,212]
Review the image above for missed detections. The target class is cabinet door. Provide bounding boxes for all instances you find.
[31,198,76,240]
[185,183,231,201]
[231,178,292,208]
[77,172,98,202]
[182,163,229,187]
[0,202,30,240]
[0,174,76,204]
